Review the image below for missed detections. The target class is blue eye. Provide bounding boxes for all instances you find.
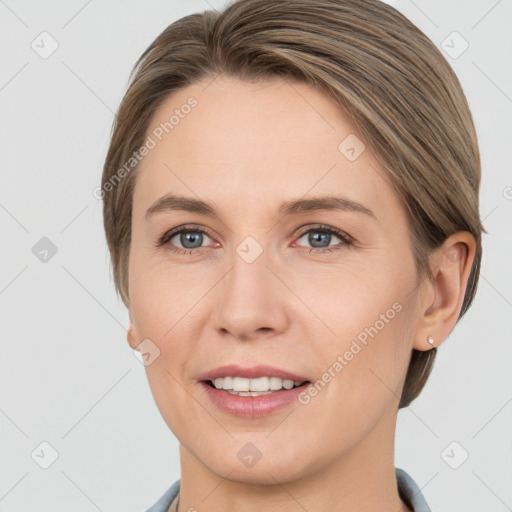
[171,230,211,249]
[156,224,213,255]
[156,223,354,256]
[294,225,353,253]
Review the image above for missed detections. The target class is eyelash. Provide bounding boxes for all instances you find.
[155,223,355,256]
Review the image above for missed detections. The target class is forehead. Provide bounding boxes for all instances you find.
[133,76,399,222]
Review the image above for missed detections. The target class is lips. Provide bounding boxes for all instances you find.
[197,364,311,383]
[200,380,311,417]
[197,364,313,417]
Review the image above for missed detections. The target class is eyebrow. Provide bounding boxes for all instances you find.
[144,193,376,221]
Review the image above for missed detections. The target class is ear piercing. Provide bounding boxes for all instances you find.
[427,335,435,346]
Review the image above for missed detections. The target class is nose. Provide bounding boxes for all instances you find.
[211,248,289,342]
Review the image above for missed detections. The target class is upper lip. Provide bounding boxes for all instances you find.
[198,364,310,383]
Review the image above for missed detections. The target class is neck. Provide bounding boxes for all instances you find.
[176,402,411,512]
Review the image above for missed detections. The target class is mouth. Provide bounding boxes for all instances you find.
[203,376,311,396]
[197,366,313,418]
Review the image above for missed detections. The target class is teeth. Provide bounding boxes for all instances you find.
[269,377,283,390]
[211,376,305,392]
[250,376,269,391]
[234,376,250,391]
[283,379,294,390]
[227,390,273,396]
[222,376,234,390]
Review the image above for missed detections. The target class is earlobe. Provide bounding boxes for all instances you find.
[413,231,476,352]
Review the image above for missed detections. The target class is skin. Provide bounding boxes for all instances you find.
[126,75,476,512]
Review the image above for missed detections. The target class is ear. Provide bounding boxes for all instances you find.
[413,231,477,351]
[127,309,140,351]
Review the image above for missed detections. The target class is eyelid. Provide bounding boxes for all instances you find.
[156,223,215,249]
[156,223,355,254]
[294,224,354,242]
[292,224,355,253]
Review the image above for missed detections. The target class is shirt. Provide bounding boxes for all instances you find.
[145,467,431,512]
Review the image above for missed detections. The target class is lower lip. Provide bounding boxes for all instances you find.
[200,381,310,418]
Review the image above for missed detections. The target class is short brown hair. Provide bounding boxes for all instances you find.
[101,0,484,408]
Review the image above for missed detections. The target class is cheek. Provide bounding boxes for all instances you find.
[129,252,214,334]
[288,255,414,347]
[128,257,214,416]
[292,290,414,450]
[295,256,417,407]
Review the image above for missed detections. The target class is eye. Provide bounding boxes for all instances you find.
[156,223,354,256]
[156,224,216,255]
[294,224,354,253]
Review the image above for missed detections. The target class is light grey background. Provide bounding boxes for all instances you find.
[0,0,511,510]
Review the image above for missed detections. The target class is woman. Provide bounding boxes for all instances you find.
[100,0,483,510]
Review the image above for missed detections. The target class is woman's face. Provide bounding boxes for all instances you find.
[128,76,424,483]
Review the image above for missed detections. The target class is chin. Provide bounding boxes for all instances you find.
[199,442,315,486]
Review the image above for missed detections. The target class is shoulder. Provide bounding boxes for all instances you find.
[395,467,431,512]
[145,479,181,512]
